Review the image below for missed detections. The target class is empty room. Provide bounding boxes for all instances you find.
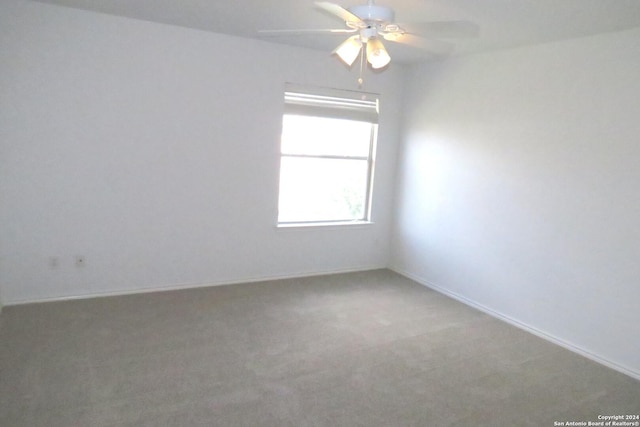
[1,0,639,425]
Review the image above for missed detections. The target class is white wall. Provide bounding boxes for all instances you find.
[392,28,640,377]
[0,0,404,304]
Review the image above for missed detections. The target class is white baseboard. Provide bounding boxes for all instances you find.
[389,266,640,382]
[4,265,387,307]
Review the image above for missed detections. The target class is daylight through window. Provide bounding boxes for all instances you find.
[278,85,379,225]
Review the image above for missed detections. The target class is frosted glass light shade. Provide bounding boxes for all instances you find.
[334,36,363,66]
[366,38,390,69]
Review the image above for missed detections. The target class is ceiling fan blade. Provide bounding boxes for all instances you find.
[258,28,358,36]
[384,33,454,56]
[315,1,363,24]
[396,21,480,38]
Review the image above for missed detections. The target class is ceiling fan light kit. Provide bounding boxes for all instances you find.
[260,0,478,85]
[365,38,390,69]
[334,35,363,66]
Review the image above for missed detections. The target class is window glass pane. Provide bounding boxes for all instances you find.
[281,115,372,157]
[278,157,368,222]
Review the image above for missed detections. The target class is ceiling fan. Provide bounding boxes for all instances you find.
[260,0,479,70]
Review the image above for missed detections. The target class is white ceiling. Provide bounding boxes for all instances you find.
[33,0,640,64]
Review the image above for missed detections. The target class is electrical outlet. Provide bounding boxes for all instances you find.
[75,256,85,267]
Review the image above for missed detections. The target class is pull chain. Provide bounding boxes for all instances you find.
[358,42,365,88]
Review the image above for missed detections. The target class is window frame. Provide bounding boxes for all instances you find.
[277,85,380,227]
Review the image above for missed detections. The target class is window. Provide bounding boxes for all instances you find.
[277,85,379,226]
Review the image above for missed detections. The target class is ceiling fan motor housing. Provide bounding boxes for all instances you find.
[348,4,395,23]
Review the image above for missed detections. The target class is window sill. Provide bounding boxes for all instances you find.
[277,220,374,230]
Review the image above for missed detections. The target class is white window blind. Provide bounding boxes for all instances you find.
[284,84,379,123]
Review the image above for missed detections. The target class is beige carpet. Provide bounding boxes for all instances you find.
[0,269,638,426]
